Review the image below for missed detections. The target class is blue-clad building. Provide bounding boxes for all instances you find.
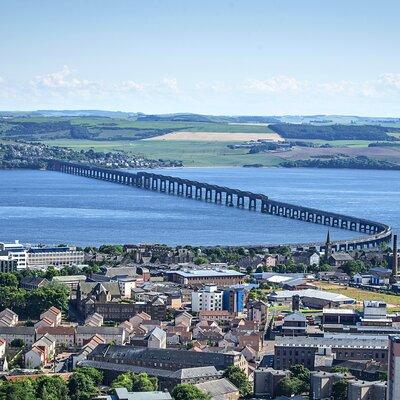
[222,287,245,314]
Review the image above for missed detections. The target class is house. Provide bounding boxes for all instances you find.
[328,253,354,268]
[282,312,307,336]
[147,327,167,349]
[20,277,49,290]
[85,313,104,327]
[71,334,105,369]
[34,317,55,329]
[52,275,86,290]
[0,326,36,345]
[237,332,264,352]
[35,326,76,347]
[40,307,62,327]
[199,310,234,322]
[75,326,126,346]
[25,333,56,368]
[174,311,193,328]
[0,308,18,327]
[195,378,240,400]
[0,339,6,359]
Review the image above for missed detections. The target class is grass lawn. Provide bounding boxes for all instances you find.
[316,281,400,308]
[42,139,284,167]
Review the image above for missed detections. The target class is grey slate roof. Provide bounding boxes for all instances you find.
[195,378,239,399]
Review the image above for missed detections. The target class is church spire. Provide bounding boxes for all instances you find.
[325,230,331,259]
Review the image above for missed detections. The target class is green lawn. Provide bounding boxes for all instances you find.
[42,139,284,167]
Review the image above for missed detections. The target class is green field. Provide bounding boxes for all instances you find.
[43,139,283,167]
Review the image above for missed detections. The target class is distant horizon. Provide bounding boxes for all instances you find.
[2,109,400,119]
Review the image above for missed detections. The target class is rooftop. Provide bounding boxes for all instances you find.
[168,269,244,278]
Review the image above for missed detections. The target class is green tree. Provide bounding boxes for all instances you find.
[68,372,97,400]
[222,365,251,396]
[275,377,303,397]
[331,366,350,374]
[193,257,208,265]
[111,373,133,391]
[74,366,103,385]
[10,339,24,347]
[0,272,18,288]
[131,373,157,392]
[341,260,366,276]
[172,384,211,400]
[332,379,348,400]
[25,283,69,319]
[35,376,69,400]
[290,364,310,393]
[5,379,37,400]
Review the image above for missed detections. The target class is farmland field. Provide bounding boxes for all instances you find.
[145,130,282,142]
[42,139,284,167]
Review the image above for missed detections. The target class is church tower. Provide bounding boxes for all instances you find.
[325,230,332,260]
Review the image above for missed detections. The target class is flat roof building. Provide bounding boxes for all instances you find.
[166,268,245,286]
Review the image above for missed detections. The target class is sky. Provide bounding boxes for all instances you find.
[1,0,400,116]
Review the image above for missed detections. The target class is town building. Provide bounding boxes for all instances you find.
[0,256,17,273]
[82,345,235,391]
[268,289,355,309]
[347,380,387,400]
[253,367,290,398]
[0,309,18,327]
[20,276,49,290]
[52,275,87,290]
[0,241,27,269]
[165,268,245,286]
[310,371,355,399]
[98,388,172,400]
[222,287,245,314]
[281,312,307,336]
[192,286,223,312]
[26,246,84,268]
[388,335,400,400]
[274,335,388,370]
[195,378,240,400]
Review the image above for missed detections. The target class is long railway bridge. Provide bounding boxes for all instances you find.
[46,159,392,251]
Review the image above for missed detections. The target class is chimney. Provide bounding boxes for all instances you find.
[393,235,398,278]
[292,294,300,312]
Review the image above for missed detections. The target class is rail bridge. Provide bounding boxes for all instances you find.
[46,159,392,251]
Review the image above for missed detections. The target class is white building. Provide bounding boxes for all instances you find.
[191,285,223,313]
[26,246,84,268]
[0,241,27,270]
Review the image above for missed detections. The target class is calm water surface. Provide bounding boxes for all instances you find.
[0,167,398,246]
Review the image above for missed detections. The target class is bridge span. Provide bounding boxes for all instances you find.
[46,159,392,251]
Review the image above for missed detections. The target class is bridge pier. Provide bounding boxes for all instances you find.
[45,159,392,252]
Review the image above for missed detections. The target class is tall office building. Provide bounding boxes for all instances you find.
[388,335,400,400]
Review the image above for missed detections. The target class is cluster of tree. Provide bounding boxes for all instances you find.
[0,272,69,319]
[222,365,252,396]
[276,364,311,397]
[341,260,367,276]
[0,119,180,142]
[269,123,399,141]
[0,366,102,400]
[110,372,157,392]
[281,156,400,170]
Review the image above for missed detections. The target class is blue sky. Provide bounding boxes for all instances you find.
[1,0,400,115]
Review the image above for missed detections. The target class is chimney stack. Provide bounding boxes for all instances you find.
[292,294,300,312]
[393,235,398,278]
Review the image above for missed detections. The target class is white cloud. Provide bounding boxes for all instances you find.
[243,76,307,93]
[31,65,95,89]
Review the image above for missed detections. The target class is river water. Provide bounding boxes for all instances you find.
[0,167,398,246]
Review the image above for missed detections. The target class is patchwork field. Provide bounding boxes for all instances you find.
[43,139,284,167]
[145,130,283,142]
